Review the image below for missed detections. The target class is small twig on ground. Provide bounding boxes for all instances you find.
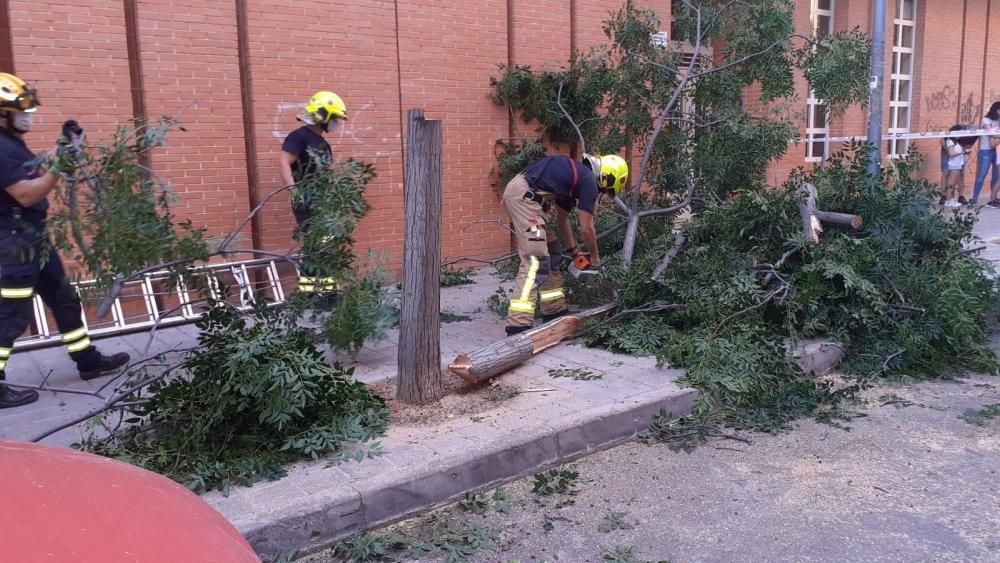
[762,248,799,285]
[881,273,906,303]
[711,286,787,338]
[881,349,906,374]
[940,246,986,273]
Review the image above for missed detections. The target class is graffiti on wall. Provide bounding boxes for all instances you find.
[959,93,981,125]
[924,87,1000,128]
[925,85,956,112]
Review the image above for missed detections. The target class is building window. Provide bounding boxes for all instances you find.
[888,0,916,158]
[805,0,834,163]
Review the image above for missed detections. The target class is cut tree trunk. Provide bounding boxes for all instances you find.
[798,183,822,245]
[815,210,864,230]
[397,109,444,405]
[798,183,863,245]
[449,302,616,384]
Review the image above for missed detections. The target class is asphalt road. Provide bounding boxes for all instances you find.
[308,374,1000,563]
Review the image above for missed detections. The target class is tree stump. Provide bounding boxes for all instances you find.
[397,109,444,404]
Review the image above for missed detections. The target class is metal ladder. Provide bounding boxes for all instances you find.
[14,256,296,351]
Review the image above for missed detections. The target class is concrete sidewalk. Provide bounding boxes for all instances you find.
[972,204,1000,271]
[0,269,694,560]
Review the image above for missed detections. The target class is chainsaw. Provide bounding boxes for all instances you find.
[567,253,600,279]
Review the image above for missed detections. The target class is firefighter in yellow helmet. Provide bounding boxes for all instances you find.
[278,90,348,296]
[502,153,628,335]
[0,73,129,409]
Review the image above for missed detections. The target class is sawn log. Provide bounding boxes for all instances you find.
[798,183,863,245]
[448,302,616,384]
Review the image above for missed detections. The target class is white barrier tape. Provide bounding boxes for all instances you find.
[793,127,1000,144]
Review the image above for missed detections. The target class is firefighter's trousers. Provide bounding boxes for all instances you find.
[293,207,338,294]
[502,174,568,330]
[0,218,100,379]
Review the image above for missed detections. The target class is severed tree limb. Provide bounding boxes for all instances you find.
[799,183,822,245]
[815,210,864,230]
[798,183,863,245]
[448,302,616,383]
[651,230,687,280]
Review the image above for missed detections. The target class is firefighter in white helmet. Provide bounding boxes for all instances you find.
[502,153,628,335]
[278,90,348,296]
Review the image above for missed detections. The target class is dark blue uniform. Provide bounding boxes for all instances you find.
[523,155,600,214]
[0,131,100,378]
[281,125,335,293]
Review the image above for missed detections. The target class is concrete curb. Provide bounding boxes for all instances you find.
[230,384,698,560]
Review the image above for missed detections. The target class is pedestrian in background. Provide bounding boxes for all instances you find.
[971,102,1000,206]
[941,125,977,208]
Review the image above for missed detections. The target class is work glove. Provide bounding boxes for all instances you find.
[58,120,85,159]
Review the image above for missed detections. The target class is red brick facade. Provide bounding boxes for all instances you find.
[0,1,991,272]
[782,0,1000,190]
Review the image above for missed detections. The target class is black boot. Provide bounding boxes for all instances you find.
[505,325,531,336]
[79,351,131,381]
[0,383,38,408]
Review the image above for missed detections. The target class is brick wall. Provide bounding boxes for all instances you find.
[9,1,132,141]
[136,0,250,243]
[778,0,1000,193]
[4,0,999,277]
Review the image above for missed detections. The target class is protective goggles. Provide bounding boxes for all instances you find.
[0,87,39,112]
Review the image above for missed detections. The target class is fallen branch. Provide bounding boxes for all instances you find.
[711,286,787,338]
[798,183,863,245]
[940,246,986,273]
[448,302,616,383]
[30,362,188,443]
[881,349,906,374]
[651,230,687,280]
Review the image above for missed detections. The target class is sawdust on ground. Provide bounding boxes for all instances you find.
[369,371,520,426]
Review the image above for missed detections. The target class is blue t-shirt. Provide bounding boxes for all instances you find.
[281,126,331,182]
[0,132,47,217]
[523,155,599,213]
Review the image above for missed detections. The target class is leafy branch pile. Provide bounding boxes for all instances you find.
[81,301,387,493]
[589,146,997,433]
[489,3,997,435]
[47,118,209,293]
[39,121,395,490]
[288,154,398,354]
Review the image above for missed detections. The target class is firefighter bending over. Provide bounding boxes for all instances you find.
[502,153,628,336]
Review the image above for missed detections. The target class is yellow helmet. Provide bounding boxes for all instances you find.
[305,90,348,124]
[0,73,39,113]
[584,154,629,196]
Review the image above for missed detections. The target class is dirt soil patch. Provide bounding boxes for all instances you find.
[369,371,520,426]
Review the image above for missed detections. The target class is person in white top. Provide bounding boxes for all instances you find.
[971,102,1000,206]
[941,125,965,207]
